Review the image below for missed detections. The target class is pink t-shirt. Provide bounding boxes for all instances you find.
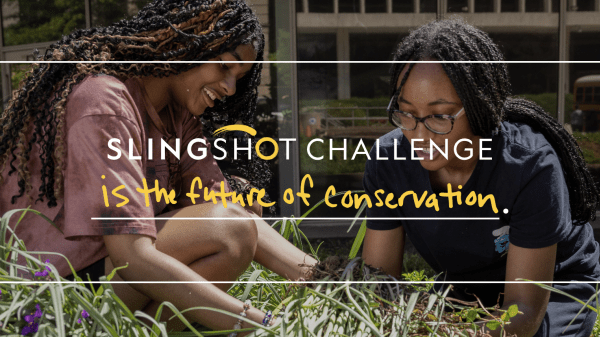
[0,75,230,277]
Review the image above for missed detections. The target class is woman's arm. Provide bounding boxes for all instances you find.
[362,227,405,279]
[483,243,556,337]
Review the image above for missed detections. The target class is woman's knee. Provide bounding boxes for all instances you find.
[210,203,258,259]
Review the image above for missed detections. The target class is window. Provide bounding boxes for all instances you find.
[447,0,468,13]
[365,0,387,13]
[585,87,593,102]
[297,34,338,100]
[575,0,595,11]
[475,0,494,12]
[501,0,519,12]
[420,0,436,13]
[393,0,414,12]
[339,0,360,13]
[349,33,404,98]
[576,87,584,103]
[308,0,334,13]
[525,0,544,12]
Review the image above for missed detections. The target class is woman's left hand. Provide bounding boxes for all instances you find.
[484,243,557,337]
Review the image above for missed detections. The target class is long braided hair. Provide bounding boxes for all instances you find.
[390,18,598,224]
[0,0,273,208]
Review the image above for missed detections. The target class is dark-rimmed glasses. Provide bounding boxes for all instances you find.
[387,93,464,135]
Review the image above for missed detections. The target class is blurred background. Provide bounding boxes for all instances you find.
[1,0,598,238]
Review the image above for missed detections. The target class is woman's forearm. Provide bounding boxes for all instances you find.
[251,215,317,280]
[479,301,546,337]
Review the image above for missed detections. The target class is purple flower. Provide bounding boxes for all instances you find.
[21,304,42,335]
[34,260,52,278]
[78,310,90,324]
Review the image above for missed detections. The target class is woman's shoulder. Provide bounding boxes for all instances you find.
[66,74,141,125]
[499,120,555,154]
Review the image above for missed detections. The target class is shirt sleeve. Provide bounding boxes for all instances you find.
[63,93,157,240]
[508,144,572,249]
[364,142,402,230]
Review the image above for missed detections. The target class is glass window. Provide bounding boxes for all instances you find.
[552,0,559,12]
[576,87,584,104]
[420,0,436,13]
[308,0,334,12]
[594,87,600,104]
[575,0,595,11]
[365,0,387,13]
[570,32,600,94]
[339,0,360,13]
[91,0,152,27]
[447,0,468,12]
[585,87,593,103]
[488,33,558,97]
[296,0,303,12]
[475,0,494,12]
[349,33,404,98]
[393,0,414,12]
[525,0,544,12]
[2,0,86,46]
[297,33,337,100]
[501,0,519,12]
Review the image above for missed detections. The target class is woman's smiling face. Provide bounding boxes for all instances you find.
[395,62,478,172]
[170,43,256,116]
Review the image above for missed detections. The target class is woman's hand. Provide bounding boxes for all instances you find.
[482,243,557,337]
[362,227,405,279]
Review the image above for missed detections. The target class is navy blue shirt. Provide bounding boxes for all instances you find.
[364,121,600,305]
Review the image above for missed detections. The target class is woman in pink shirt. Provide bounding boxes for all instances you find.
[0,0,316,334]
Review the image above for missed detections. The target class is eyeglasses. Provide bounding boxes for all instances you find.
[387,93,464,135]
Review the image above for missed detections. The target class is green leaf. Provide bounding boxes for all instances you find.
[507,304,519,318]
[348,219,367,259]
[486,321,501,331]
[466,309,478,323]
[500,312,508,322]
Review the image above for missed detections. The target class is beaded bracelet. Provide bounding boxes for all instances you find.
[228,300,252,337]
[262,310,273,326]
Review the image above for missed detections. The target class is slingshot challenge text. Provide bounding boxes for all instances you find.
[101,125,498,213]
[106,136,494,162]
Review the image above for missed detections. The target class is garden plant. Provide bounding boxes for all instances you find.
[3,195,599,337]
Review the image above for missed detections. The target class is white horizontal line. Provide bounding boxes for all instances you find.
[0,61,598,64]
[91,217,500,221]
[0,281,592,284]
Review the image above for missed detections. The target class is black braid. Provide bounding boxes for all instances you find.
[0,0,272,209]
[389,18,598,223]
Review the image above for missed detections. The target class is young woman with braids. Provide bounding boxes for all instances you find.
[362,19,600,337]
[0,0,316,333]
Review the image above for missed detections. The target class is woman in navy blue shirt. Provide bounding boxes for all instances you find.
[362,19,600,337]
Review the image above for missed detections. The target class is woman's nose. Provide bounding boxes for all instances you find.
[220,74,236,96]
[412,120,432,140]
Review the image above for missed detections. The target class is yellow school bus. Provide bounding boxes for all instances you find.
[574,75,600,132]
